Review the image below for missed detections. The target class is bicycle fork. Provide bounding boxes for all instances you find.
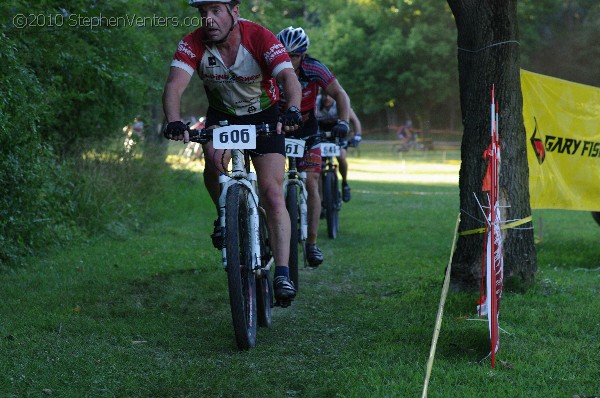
[298,172,308,241]
[218,173,262,274]
[284,172,308,241]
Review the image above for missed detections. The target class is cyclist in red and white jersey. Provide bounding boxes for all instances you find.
[276,26,352,268]
[162,0,303,304]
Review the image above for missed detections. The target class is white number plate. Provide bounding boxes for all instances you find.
[285,138,305,158]
[212,125,256,149]
[320,142,340,157]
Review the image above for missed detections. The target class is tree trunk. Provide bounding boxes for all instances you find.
[447,0,537,291]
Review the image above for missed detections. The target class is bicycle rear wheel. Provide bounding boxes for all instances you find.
[256,207,273,327]
[323,170,339,239]
[286,183,300,290]
[225,184,257,350]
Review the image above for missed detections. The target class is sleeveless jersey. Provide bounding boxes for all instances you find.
[316,95,339,131]
[171,19,292,116]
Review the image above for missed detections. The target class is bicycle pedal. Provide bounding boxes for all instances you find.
[274,298,293,308]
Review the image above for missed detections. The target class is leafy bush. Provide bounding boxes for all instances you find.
[0,33,77,264]
[69,143,171,238]
[0,0,185,264]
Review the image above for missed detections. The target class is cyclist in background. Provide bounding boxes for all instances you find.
[162,0,303,305]
[276,26,351,268]
[316,92,363,202]
[396,119,414,152]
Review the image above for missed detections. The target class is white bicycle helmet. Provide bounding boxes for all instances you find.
[277,26,310,53]
[189,0,239,7]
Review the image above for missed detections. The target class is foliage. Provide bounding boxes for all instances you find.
[271,0,599,127]
[307,0,459,127]
[2,0,181,153]
[519,0,600,86]
[0,0,193,263]
[1,0,598,265]
[0,30,76,264]
[70,147,171,237]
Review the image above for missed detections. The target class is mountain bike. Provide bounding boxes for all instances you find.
[320,133,342,239]
[190,122,276,350]
[283,137,309,290]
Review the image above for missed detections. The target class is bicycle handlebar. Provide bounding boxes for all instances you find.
[319,130,342,144]
[189,123,278,144]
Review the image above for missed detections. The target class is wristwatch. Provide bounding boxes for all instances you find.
[288,106,300,113]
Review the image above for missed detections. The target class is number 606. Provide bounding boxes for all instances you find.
[219,128,250,144]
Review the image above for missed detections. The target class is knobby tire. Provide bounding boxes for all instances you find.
[225,184,257,350]
[256,208,273,327]
[323,170,339,239]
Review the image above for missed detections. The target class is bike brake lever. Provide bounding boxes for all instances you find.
[189,129,211,144]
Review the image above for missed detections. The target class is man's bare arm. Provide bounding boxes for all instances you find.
[162,67,193,123]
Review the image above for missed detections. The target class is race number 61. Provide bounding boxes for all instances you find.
[213,125,257,149]
[285,138,305,158]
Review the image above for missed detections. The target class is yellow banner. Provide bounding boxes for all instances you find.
[521,70,600,211]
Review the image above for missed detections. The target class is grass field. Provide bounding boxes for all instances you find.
[1,143,598,397]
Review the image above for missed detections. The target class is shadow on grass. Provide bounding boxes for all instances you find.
[81,268,243,357]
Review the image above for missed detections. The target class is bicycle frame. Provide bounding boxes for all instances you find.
[320,131,341,171]
[319,134,342,239]
[320,134,341,194]
[189,122,277,349]
[190,123,275,276]
[283,155,308,241]
[218,149,262,274]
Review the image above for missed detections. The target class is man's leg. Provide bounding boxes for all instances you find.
[202,144,229,205]
[253,153,296,304]
[305,171,324,267]
[202,144,230,248]
[337,149,348,184]
[253,153,290,267]
[305,171,321,244]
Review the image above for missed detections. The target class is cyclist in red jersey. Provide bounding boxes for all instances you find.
[162,0,303,304]
[276,26,352,267]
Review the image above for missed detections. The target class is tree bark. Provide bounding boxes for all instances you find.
[447,0,537,291]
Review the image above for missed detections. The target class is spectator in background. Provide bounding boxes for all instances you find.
[396,119,414,151]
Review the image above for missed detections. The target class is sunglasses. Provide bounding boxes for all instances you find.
[288,53,302,59]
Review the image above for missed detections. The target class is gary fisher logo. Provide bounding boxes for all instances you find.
[530,117,545,164]
[530,116,600,164]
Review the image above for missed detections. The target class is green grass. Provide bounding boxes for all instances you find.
[1,144,598,397]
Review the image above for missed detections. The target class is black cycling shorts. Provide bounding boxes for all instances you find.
[205,106,285,157]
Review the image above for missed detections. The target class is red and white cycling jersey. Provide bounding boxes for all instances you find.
[171,19,293,116]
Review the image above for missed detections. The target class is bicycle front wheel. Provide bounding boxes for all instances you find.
[225,184,257,350]
[323,170,339,239]
[286,183,300,290]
